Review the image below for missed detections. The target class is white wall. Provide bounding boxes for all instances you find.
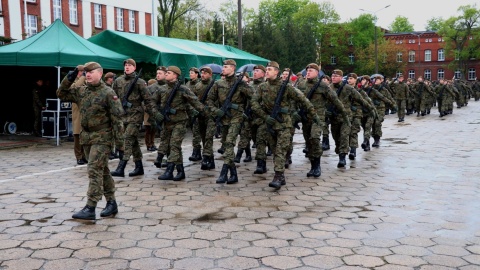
[7,0,22,40]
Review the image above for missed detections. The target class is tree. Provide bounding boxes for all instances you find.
[158,0,202,37]
[425,17,444,31]
[389,16,414,33]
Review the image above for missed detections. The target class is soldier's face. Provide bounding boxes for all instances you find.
[165,71,177,82]
[253,69,265,80]
[265,67,278,80]
[222,65,235,76]
[190,71,198,80]
[347,77,356,86]
[86,69,102,84]
[306,68,318,80]
[331,74,342,84]
[156,70,166,81]
[281,71,289,81]
[124,63,135,75]
[201,71,211,80]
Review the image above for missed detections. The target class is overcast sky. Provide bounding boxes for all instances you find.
[202,0,479,31]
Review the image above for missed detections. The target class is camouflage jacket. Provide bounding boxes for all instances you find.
[297,77,346,122]
[112,72,157,124]
[331,82,373,119]
[56,76,124,146]
[249,78,265,125]
[251,77,316,130]
[151,80,205,124]
[435,84,455,99]
[357,87,374,117]
[207,74,254,125]
[187,78,200,92]
[411,82,436,99]
[194,78,214,104]
[366,85,393,109]
[32,85,45,109]
[392,81,410,100]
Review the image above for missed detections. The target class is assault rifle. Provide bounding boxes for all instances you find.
[267,69,292,135]
[294,71,325,129]
[191,75,217,127]
[158,77,182,130]
[215,67,249,128]
[122,68,143,110]
[326,79,347,117]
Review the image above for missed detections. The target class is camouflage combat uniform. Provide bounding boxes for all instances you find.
[391,79,409,121]
[32,82,45,136]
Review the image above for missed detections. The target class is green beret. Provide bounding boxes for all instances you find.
[104,72,115,79]
[266,61,279,69]
[189,67,199,74]
[84,62,102,72]
[157,66,167,72]
[223,59,237,66]
[253,64,266,73]
[305,63,319,71]
[123,58,136,67]
[200,66,212,74]
[332,69,343,77]
[167,66,181,76]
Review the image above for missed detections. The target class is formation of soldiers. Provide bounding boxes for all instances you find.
[57,58,480,220]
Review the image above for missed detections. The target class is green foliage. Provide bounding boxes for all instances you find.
[425,17,444,31]
[389,16,414,33]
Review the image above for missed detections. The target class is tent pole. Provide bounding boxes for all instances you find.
[56,66,60,146]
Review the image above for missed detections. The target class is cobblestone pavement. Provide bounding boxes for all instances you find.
[1,101,479,270]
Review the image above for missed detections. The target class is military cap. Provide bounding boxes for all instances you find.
[253,64,266,73]
[147,79,157,85]
[223,59,237,66]
[123,58,136,67]
[83,62,102,72]
[76,65,85,71]
[157,66,167,72]
[189,67,200,74]
[347,73,358,79]
[200,66,212,74]
[104,72,115,79]
[305,63,319,71]
[371,74,383,80]
[266,61,280,69]
[167,66,181,76]
[332,69,343,77]
[361,75,370,81]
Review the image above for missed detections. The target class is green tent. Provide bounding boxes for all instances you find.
[0,19,128,69]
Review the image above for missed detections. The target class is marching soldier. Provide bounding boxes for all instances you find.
[411,76,436,117]
[187,67,203,162]
[391,75,409,122]
[368,75,397,147]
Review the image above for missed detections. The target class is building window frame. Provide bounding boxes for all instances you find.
[396,52,403,62]
[348,53,354,64]
[424,69,431,80]
[437,69,444,80]
[454,70,462,79]
[330,55,336,65]
[468,68,476,81]
[94,4,102,28]
[129,10,135,32]
[438,49,445,61]
[26,14,38,37]
[53,0,62,20]
[408,70,415,79]
[69,0,78,25]
[408,50,415,62]
[116,8,124,31]
[425,49,431,62]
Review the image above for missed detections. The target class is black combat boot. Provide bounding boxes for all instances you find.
[266,146,272,156]
[158,162,175,180]
[322,136,330,150]
[173,164,185,181]
[216,164,229,184]
[129,160,144,177]
[269,171,286,190]
[154,153,164,168]
[111,160,127,177]
[109,151,116,160]
[254,159,267,174]
[201,155,210,170]
[348,148,356,160]
[372,135,380,147]
[189,148,202,161]
[307,159,315,177]
[337,153,347,168]
[234,148,244,163]
[72,205,96,220]
[208,156,216,169]
[312,157,321,177]
[227,165,238,184]
[100,200,118,217]
[243,147,252,162]
[217,146,225,154]
[361,138,368,150]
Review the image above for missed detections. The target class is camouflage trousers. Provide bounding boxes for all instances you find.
[221,122,242,166]
[407,98,415,111]
[286,126,295,158]
[191,121,202,149]
[349,117,361,148]
[372,109,385,137]
[396,99,407,119]
[254,123,273,161]
[84,144,116,207]
[162,121,187,165]
[198,116,216,157]
[33,107,42,135]
[322,118,331,137]
[331,116,351,154]
[361,115,374,140]
[157,127,170,157]
[237,120,252,149]
[415,98,427,113]
[302,120,322,158]
[123,122,142,162]
[267,127,291,173]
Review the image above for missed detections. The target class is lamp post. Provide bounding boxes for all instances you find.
[360,5,391,74]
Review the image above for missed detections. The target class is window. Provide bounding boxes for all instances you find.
[129,10,135,32]
[408,70,415,79]
[425,50,431,62]
[438,49,445,61]
[396,52,402,62]
[408,51,415,62]
[116,8,124,31]
[454,70,462,79]
[348,35,353,46]
[330,55,336,65]
[348,53,354,64]
[94,4,102,28]
[69,0,78,25]
[424,69,431,80]
[468,68,476,80]
[53,0,62,20]
[25,14,38,38]
[438,69,444,80]
[396,72,402,78]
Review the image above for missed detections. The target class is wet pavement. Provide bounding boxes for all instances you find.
[0,101,479,270]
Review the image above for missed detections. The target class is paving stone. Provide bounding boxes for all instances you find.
[0,257,45,270]
[153,246,192,259]
[237,246,276,258]
[262,255,302,269]
[174,257,214,269]
[343,254,385,267]
[217,256,260,269]
[30,247,72,260]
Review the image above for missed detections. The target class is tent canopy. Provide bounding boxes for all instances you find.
[0,19,128,69]
[88,30,269,76]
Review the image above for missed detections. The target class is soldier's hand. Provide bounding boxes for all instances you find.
[342,114,351,127]
[370,109,378,119]
[215,109,225,118]
[155,112,164,123]
[191,109,199,118]
[312,115,320,125]
[67,67,78,82]
[292,112,301,122]
[265,116,276,125]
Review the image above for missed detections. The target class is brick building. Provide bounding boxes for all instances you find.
[0,0,158,42]
[385,31,480,81]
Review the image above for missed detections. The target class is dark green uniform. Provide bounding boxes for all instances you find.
[391,80,409,121]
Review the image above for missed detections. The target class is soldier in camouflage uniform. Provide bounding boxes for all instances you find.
[32,79,46,137]
[151,67,170,168]
[330,70,375,167]
[296,64,348,176]
[151,66,205,180]
[411,76,436,116]
[368,75,397,147]
[321,75,333,151]
[435,78,456,117]
[406,78,416,115]
[251,61,320,189]
[57,62,125,220]
[391,75,409,122]
[357,76,375,152]
[207,59,254,184]
[110,59,161,178]
[186,67,203,162]
[192,66,217,171]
